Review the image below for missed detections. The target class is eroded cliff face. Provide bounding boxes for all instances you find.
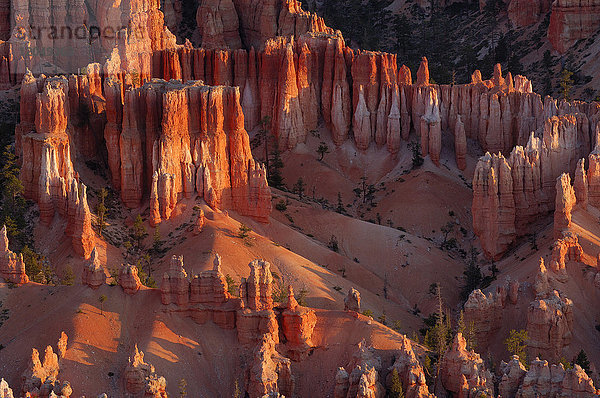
[19,67,271,228]
[440,333,493,397]
[2,0,178,81]
[16,72,95,259]
[548,0,600,53]
[108,79,272,223]
[472,108,599,260]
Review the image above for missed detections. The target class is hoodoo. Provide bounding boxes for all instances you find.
[1,0,600,396]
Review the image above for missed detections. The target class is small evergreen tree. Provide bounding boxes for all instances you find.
[96,188,108,235]
[99,295,107,315]
[409,141,424,168]
[559,69,574,101]
[317,142,330,161]
[225,274,238,296]
[152,227,161,252]
[238,223,251,239]
[440,221,455,249]
[132,214,147,249]
[461,247,482,301]
[62,265,74,286]
[574,350,590,373]
[293,177,306,198]
[388,367,404,398]
[268,148,284,189]
[1,145,24,208]
[435,285,448,383]
[22,246,44,283]
[260,116,272,175]
[336,192,344,214]
[457,310,466,336]
[297,286,309,306]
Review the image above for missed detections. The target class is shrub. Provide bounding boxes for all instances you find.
[275,200,287,211]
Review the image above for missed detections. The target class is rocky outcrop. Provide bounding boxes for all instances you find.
[0,379,13,398]
[472,111,593,259]
[344,288,361,312]
[335,340,384,398]
[193,209,206,235]
[385,336,432,398]
[334,367,350,398]
[246,333,294,398]
[463,278,520,347]
[0,225,28,285]
[526,289,573,363]
[4,0,177,79]
[498,355,528,398]
[517,359,597,397]
[82,247,105,288]
[20,333,70,397]
[548,0,600,53]
[242,259,274,312]
[574,158,588,207]
[238,259,278,344]
[281,285,317,361]
[124,345,168,398]
[22,346,59,396]
[440,333,493,397]
[527,261,574,363]
[57,332,68,359]
[508,0,552,27]
[554,173,576,238]
[196,0,242,49]
[160,255,190,306]
[17,75,96,259]
[549,232,582,276]
[419,87,442,165]
[110,79,271,224]
[271,39,306,150]
[159,254,243,330]
[454,115,467,170]
[119,264,142,295]
[231,0,333,49]
[69,181,95,259]
[472,152,516,260]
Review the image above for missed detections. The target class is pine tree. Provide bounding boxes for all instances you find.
[559,69,574,101]
[238,223,251,239]
[153,227,161,252]
[317,142,330,161]
[457,310,466,336]
[225,274,238,296]
[96,188,108,236]
[388,368,404,398]
[574,350,590,373]
[132,214,147,249]
[99,295,107,315]
[336,192,344,214]
[260,116,272,176]
[268,148,284,189]
[461,247,482,301]
[435,285,448,365]
[293,177,306,198]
